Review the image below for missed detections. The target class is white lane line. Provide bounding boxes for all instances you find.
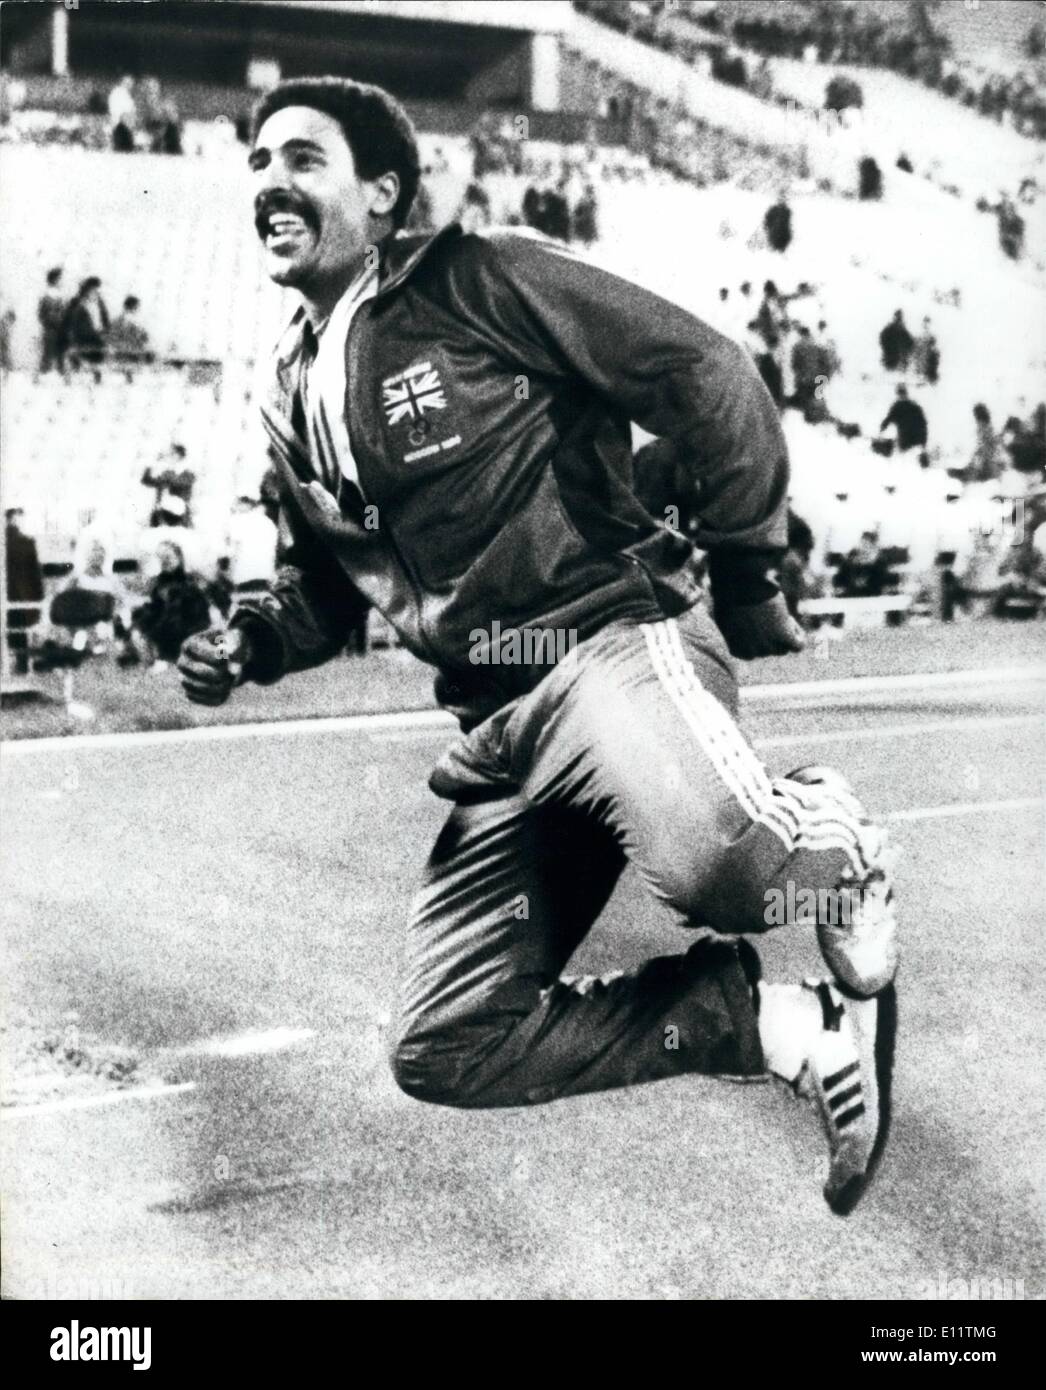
[887,796,1043,824]
[1,707,453,757]
[744,665,1044,700]
[755,712,1044,750]
[176,1026,316,1058]
[3,1080,196,1120]
[5,1027,319,1120]
[2,666,1041,758]
[378,711,1045,749]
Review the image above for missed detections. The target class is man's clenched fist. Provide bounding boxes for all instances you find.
[714,592,806,661]
[178,627,252,705]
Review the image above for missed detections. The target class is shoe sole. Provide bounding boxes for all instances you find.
[819,981,897,1216]
[819,899,898,998]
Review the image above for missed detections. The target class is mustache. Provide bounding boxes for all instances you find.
[254,190,320,241]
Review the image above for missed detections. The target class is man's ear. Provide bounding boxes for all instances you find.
[368,171,400,222]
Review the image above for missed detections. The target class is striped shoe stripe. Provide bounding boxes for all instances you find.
[822,1059,861,1091]
[833,1102,867,1131]
[829,1081,864,1112]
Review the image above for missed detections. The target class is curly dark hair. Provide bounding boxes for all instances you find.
[252,77,421,230]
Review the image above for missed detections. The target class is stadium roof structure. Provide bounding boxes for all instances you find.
[228,0,575,34]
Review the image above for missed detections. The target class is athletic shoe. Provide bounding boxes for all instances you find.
[786,764,899,996]
[759,976,897,1215]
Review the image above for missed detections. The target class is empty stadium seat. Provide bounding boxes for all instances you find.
[2,145,291,367]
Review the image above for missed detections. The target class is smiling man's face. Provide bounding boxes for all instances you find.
[250,105,397,313]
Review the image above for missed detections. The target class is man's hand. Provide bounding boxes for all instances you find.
[714,592,806,660]
[177,626,252,705]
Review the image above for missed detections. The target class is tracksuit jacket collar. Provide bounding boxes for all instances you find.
[264,223,460,482]
[277,221,461,368]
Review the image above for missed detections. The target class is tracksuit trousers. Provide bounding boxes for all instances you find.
[390,605,870,1107]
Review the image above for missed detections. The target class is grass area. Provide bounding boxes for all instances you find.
[2,617,1043,742]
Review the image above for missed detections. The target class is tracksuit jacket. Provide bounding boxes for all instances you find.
[232,223,790,731]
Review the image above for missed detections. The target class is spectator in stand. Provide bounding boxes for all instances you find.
[858,156,883,201]
[880,384,928,454]
[120,540,212,671]
[139,77,165,150]
[753,326,784,409]
[815,319,841,379]
[913,316,940,385]
[544,180,572,242]
[259,463,281,528]
[779,507,817,620]
[764,196,793,253]
[996,193,1025,260]
[138,76,182,156]
[995,536,1046,617]
[968,403,1005,483]
[51,536,132,658]
[4,508,44,675]
[71,537,114,596]
[206,557,235,619]
[142,444,196,527]
[879,309,914,372]
[521,183,543,232]
[458,180,492,234]
[63,277,110,376]
[711,44,748,89]
[0,309,15,373]
[750,56,774,101]
[108,296,153,375]
[754,280,786,343]
[37,268,66,375]
[572,184,599,245]
[1003,405,1046,477]
[835,532,891,598]
[789,325,822,416]
[159,93,183,156]
[953,527,1009,618]
[108,75,137,153]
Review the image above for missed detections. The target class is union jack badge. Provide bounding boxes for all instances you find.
[382,361,447,427]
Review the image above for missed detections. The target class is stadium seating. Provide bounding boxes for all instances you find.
[2,108,1042,617]
[1,144,290,366]
[1,367,267,563]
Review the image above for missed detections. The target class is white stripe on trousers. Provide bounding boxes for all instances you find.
[641,619,869,875]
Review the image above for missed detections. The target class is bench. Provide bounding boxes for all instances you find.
[800,594,914,629]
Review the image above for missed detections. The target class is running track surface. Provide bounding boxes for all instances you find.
[2,666,1044,1299]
